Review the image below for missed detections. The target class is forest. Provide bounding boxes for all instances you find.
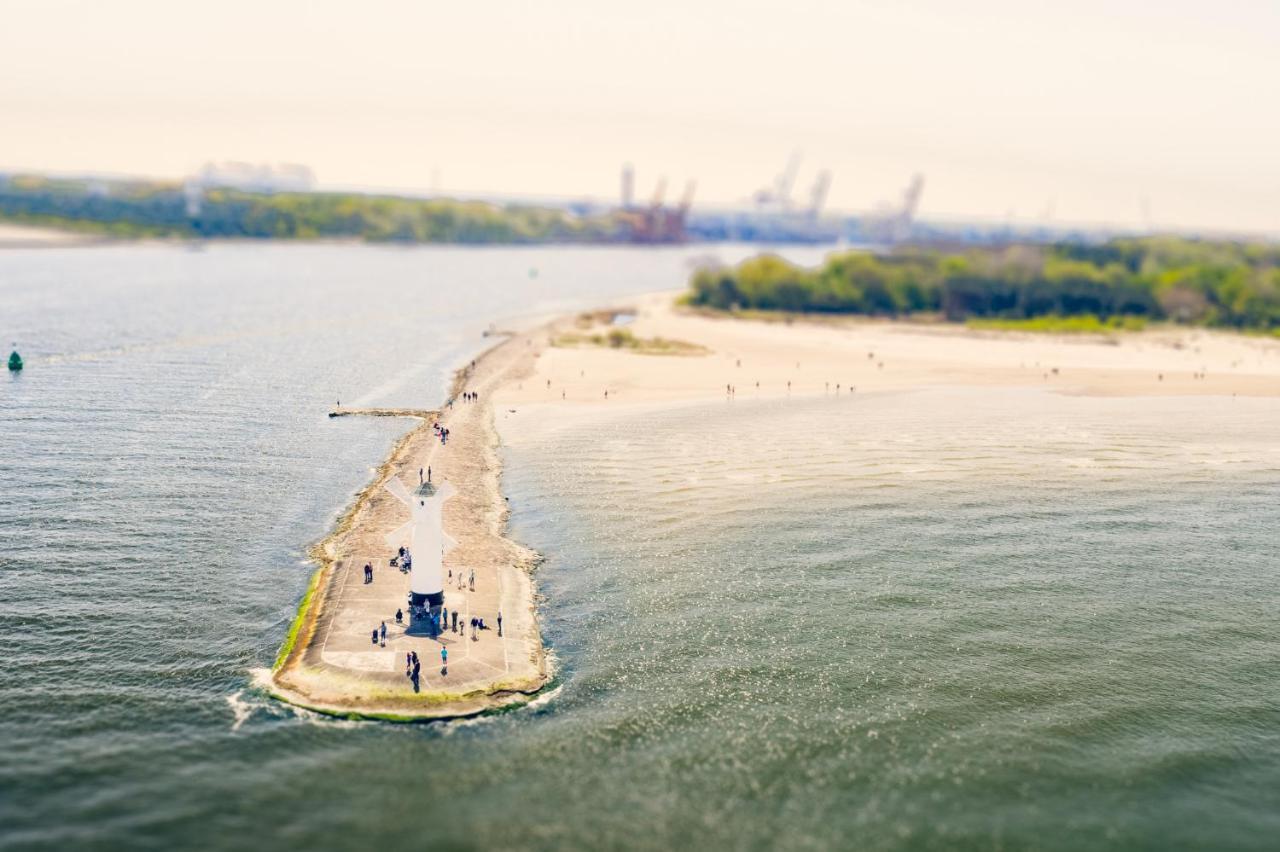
[0,174,616,243]
[686,238,1280,331]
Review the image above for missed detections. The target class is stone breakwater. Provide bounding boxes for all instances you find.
[270,331,549,720]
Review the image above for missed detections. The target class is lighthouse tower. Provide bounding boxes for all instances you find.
[384,476,457,631]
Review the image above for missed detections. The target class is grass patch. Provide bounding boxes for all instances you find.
[273,567,324,671]
[966,314,1147,334]
[552,327,708,355]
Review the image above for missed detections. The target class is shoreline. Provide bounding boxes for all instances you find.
[269,330,552,721]
[497,291,1280,408]
[267,289,1280,721]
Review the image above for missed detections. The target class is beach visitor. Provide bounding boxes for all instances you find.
[395,608,403,624]
[428,466,432,484]
[419,467,423,484]
[469,568,475,591]
[371,628,378,645]
[440,647,448,673]
[405,652,412,676]
[497,611,503,637]
[451,611,458,632]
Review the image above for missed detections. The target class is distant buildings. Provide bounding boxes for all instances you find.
[183,162,316,218]
[189,162,316,194]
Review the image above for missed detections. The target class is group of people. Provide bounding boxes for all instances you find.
[354,513,509,687]
[432,422,451,445]
[461,390,479,402]
[405,644,450,683]
[405,650,422,686]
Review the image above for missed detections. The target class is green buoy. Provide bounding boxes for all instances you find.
[8,348,22,372]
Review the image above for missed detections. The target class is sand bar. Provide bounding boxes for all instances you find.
[0,222,112,248]
[499,291,1280,410]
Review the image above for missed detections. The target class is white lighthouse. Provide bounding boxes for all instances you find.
[384,476,457,631]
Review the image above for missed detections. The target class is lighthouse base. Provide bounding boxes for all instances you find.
[407,591,445,636]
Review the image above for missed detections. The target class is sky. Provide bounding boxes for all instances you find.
[2,0,1278,233]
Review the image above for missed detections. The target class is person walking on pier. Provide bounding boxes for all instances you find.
[440,646,448,675]
[469,568,475,591]
[497,610,503,637]
[379,621,387,646]
[451,610,458,633]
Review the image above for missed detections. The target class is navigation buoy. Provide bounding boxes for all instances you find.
[7,348,22,372]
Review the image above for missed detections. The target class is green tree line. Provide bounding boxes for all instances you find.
[687,239,1280,330]
[0,175,619,243]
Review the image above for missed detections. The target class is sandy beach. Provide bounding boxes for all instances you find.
[270,290,1279,720]
[0,222,108,248]
[500,291,1280,410]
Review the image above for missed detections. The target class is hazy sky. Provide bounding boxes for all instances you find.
[3,0,1278,232]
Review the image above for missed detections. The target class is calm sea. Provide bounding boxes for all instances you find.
[2,244,1278,851]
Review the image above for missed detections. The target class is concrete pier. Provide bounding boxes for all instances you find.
[271,334,547,720]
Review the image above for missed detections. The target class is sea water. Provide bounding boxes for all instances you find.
[1,244,1278,851]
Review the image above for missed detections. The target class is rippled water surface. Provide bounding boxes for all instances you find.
[2,244,1278,851]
